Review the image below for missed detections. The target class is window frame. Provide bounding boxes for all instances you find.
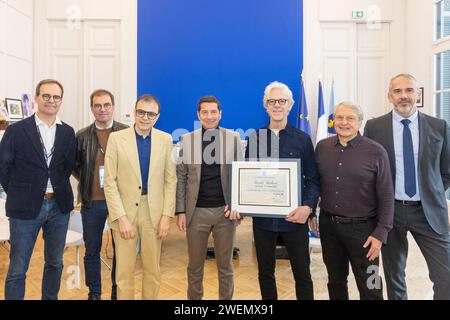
[433,0,450,199]
[435,0,450,41]
[433,0,450,117]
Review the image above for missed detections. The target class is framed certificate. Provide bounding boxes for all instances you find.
[231,160,301,218]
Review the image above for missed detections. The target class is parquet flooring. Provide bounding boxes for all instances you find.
[0,219,433,300]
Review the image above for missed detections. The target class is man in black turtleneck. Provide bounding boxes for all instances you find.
[176,96,243,300]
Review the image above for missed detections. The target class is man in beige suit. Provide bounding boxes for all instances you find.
[176,96,243,300]
[104,94,176,300]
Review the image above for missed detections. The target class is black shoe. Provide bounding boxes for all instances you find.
[88,294,101,300]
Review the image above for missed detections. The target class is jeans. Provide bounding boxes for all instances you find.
[81,201,109,298]
[253,224,314,300]
[5,199,69,300]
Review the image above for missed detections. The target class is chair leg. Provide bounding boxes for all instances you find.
[1,241,9,252]
[100,256,111,270]
[76,246,81,289]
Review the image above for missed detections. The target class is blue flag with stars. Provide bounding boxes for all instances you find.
[296,78,311,136]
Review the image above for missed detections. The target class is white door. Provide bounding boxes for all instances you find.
[45,20,121,130]
[34,0,136,131]
[321,22,391,128]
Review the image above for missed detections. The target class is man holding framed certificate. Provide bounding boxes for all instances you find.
[227,81,320,300]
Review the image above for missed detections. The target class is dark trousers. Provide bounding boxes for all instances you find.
[382,202,450,300]
[319,212,383,300]
[253,224,314,300]
[111,230,117,298]
[81,200,117,298]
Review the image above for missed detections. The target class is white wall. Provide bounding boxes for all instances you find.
[304,0,408,138]
[304,0,441,138]
[34,0,137,130]
[0,0,34,100]
[405,0,436,116]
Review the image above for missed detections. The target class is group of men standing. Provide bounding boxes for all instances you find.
[0,73,449,300]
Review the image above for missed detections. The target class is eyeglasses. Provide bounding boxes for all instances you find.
[267,99,289,107]
[93,103,113,111]
[136,109,159,120]
[41,94,62,103]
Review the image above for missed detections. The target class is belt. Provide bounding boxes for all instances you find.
[44,193,55,200]
[141,190,148,196]
[395,200,421,206]
[324,213,375,224]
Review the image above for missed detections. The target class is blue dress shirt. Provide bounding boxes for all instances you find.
[135,130,151,193]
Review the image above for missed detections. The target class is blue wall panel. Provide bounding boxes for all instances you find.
[138,0,303,139]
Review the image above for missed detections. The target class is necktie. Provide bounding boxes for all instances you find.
[401,119,416,198]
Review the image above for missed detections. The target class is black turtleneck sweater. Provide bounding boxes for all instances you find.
[196,128,226,208]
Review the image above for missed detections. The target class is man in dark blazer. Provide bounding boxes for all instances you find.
[0,79,76,300]
[364,74,450,300]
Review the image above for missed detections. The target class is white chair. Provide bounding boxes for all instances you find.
[65,211,84,289]
[65,210,114,289]
[0,198,6,218]
[309,211,322,255]
[0,198,10,251]
[309,237,321,254]
[100,220,112,270]
[447,200,450,221]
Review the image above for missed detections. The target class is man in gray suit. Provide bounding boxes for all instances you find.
[176,96,243,300]
[364,74,450,300]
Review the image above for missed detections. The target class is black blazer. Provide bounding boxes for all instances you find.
[0,115,76,219]
[364,111,450,235]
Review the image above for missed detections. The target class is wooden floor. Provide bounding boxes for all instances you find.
[0,219,433,300]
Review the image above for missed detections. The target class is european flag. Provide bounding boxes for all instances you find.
[327,78,336,135]
[296,76,311,136]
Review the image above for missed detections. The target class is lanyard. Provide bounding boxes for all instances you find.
[36,125,56,163]
[98,140,106,155]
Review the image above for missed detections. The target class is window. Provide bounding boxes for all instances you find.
[434,1,450,199]
[436,0,450,40]
[435,50,450,124]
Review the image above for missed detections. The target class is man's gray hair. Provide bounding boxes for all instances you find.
[263,81,295,109]
[334,102,364,122]
[389,73,420,92]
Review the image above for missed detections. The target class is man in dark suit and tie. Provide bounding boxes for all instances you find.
[0,79,76,300]
[364,74,450,300]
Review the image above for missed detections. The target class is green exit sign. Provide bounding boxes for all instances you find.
[352,11,364,19]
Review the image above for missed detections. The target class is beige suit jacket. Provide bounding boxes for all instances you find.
[175,128,243,227]
[104,127,177,230]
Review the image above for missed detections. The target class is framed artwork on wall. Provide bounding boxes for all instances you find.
[416,87,424,108]
[5,98,24,121]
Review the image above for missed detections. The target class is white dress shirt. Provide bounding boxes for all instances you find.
[35,113,63,193]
